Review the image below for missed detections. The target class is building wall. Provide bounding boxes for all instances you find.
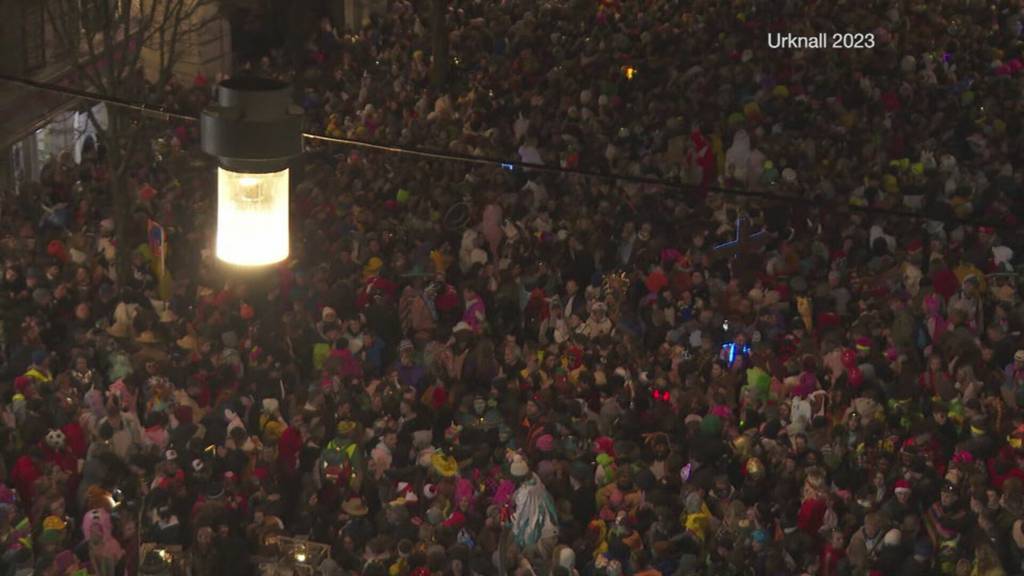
[141,0,232,83]
[339,0,387,31]
[0,0,76,193]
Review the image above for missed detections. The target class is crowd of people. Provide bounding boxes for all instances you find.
[3,0,1024,575]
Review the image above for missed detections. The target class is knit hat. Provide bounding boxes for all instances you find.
[39,515,67,545]
[510,454,530,478]
[535,434,555,453]
[699,414,722,437]
[363,257,384,278]
[46,240,68,263]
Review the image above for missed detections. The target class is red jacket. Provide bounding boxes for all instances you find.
[62,421,88,460]
[988,450,1024,490]
[277,427,302,476]
[42,445,77,476]
[10,456,40,507]
[797,497,827,535]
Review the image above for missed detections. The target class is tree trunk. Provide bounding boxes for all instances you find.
[430,0,448,89]
[327,0,345,32]
[107,108,133,289]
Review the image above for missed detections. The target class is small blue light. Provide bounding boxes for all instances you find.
[721,342,751,367]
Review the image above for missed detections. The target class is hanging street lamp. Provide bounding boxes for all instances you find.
[201,78,303,266]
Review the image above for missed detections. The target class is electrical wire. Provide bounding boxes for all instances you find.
[1,72,1017,233]
[0,73,198,122]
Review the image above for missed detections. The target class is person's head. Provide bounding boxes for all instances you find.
[941,483,958,507]
[896,485,911,504]
[793,434,807,452]
[399,342,415,364]
[525,398,541,419]
[864,512,882,536]
[348,317,362,333]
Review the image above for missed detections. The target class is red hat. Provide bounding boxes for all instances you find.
[442,510,466,529]
[645,270,668,294]
[46,240,68,263]
[816,312,840,331]
[906,239,923,253]
[138,183,158,202]
[13,376,31,394]
[593,436,616,457]
[894,479,911,494]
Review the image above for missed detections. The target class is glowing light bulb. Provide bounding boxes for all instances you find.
[216,168,289,266]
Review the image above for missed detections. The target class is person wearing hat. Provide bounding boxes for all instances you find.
[23,350,53,385]
[339,496,375,545]
[394,339,425,391]
[316,420,365,494]
[1004,351,1024,407]
[138,548,172,576]
[38,514,68,551]
[82,507,124,576]
[133,330,170,370]
[579,301,613,341]
[923,480,968,563]
[508,452,559,559]
[883,479,916,522]
[258,398,286,445]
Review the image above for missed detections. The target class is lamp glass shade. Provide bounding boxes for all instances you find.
[215,167,289,266]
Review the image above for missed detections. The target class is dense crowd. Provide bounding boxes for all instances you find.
[3,0,1024,575]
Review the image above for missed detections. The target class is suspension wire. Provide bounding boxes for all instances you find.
[1,73,1015,233]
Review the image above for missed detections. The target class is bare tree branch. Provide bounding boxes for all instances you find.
[44,0,218,287]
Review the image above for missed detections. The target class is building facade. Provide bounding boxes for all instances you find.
[0,0,231,194]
